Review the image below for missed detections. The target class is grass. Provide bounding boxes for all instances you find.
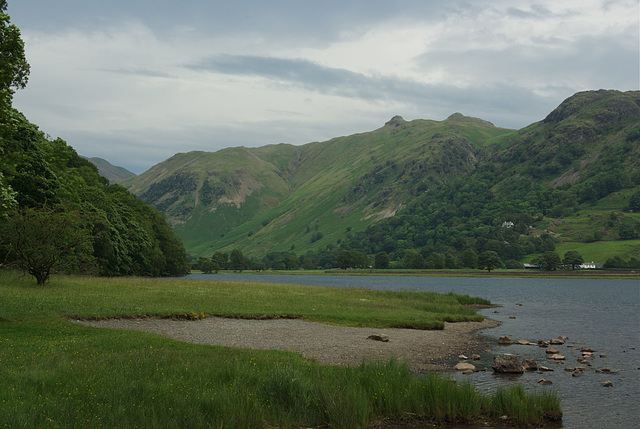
[0,270,561,428]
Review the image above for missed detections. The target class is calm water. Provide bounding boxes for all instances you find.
[185,273,640,428]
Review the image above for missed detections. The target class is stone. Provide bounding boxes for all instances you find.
[471,354,481,360]
[550,338,565,345]
[539,366,554,372]
[581,347,595,352]
[546,347,560,354]
[538,339,549,347]
[549,354,566,360]
[454,362,476,372]
[537,379,553,385]
[572,369,584,377]
[599,354,608,358]
[517,339,534,345]
[498,336,513,345]
[509,315,516,319]
[492,354,524,374]
[367,334,389,342]
[602,380,613,388]
[458,354,468,360]
[582,352,594,359]
[522,359,538,371]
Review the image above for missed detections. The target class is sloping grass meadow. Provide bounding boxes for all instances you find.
[0,271,561,428]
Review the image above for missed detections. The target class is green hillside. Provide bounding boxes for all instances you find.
[124,90,640,268]
[124,113,513,257]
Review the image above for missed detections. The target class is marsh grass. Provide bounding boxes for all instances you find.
[0,270,561,428]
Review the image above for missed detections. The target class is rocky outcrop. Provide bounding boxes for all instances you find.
[492,354,524,374]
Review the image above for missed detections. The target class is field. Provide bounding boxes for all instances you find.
[0,271,561,428]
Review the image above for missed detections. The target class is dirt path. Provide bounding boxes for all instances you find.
[76,317,499,372]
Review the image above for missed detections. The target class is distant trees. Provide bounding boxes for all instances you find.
[478,251,503,273]
[337,250,369,269]
[374,252,390,269]
[229,249,245,272]
[562,251,584,270]
[532,251,562,271]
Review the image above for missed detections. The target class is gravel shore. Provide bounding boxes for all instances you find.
[76,317,499,372]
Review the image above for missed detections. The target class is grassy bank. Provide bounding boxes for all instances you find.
[0,271,561,428]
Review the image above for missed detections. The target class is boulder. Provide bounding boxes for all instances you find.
[550,338,565,345]
[367,334,389,342]
[546,347,560,354]
[471,354,481,360]
[454,362,476,372]
[492,354,524,374]
[539,366,554,372]
[498,336,513,345]
[538,339,549,347]
[602,380,613,388]
[549,354,566,360]
[522,359,538,371]
[517,339,534,345]
[458,354,468,360]
[537,379,553,385]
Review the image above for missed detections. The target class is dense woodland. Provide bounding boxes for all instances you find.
[0,2,189,283]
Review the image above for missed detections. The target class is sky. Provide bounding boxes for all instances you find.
[7,0,640,174]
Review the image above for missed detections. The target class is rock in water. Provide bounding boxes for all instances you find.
[492,354,524,373]
[454,362,476,372]
[523,359,538,371]
[498,336,514,345]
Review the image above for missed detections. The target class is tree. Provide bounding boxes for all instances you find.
[425,252,445,269]
[562,251,584,270]
[478,251,503,273]
[404,249,424,269]
[0,0,30,114]
[211,251,229,270]
[461,248,478,269]
[374,251,390,269]
[229,249,245,272]
[533,251,562,271]
[0,205,94,284]
[630,191,640,212]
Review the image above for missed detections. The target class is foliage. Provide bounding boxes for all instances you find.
[229,249,245,271]
[563,250,584,269]
[478,251,503,272]
[0,4,189,279]
[0,205,94,284]
[374,251,390,269]
[532,251,563,271]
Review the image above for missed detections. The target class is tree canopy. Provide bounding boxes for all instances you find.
[0,3,189,283]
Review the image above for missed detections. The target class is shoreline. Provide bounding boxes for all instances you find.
[75,316,500,372]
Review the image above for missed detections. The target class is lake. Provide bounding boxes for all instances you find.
[185,273,640,428]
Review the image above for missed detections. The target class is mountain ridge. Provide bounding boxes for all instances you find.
[123,90,640,263]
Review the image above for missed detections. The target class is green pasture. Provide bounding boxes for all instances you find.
[0,271,561,428]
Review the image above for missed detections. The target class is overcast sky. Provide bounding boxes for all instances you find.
[8,0,639,174]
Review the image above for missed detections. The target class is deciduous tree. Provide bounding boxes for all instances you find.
[0,205,94,284]
[478,251,503,273]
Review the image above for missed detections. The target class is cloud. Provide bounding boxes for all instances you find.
[8,0,639,174]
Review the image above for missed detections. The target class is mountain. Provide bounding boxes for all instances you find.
[122,112,512,257]
[83,156,136,183]
[123,90,640,265]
